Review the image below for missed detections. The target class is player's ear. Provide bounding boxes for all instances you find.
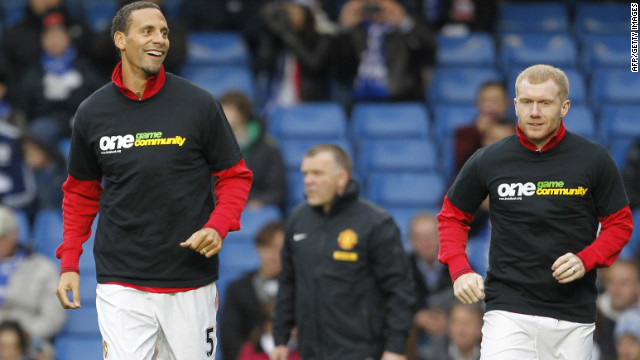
[114,31,126,51]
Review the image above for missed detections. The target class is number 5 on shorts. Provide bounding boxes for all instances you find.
[205,327,215,357]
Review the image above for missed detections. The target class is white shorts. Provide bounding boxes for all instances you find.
[481,310,595,360]
[96,282,218,360]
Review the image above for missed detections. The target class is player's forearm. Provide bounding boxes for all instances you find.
[577,206,634,271]
[57,175,102,273]
[206,159,253,239]
[437,196,475,281]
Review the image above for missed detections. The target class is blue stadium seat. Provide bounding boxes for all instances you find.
[163,0,182,20]
[563,105,595,141]
[590,69,640,110]
[500,34,577,70]
[497,3,569,34]
[436,33,496,68]
[218,241,259,276]
[432,104,477,147]
[278,139,353,171]
[581,34,629,75]
[58,137,71,161]
[599,105,640,150]
[1,0,25,27]
[32,209,63,259]
[54,335,103,360]
[79,273,98,304]
[507,67,586,105]
[365,172,445,209]
[83,0,117,33]
[61,305,100,336]
[181,65,255,102]
[575,3,630,35]
[350,103,429,143]
[185,32,249,66]
[427,68,502,105]
[14,210,31,247]
[225,205,282,244]
[357,139,438,176]
[268,103,347,140]
[286,171,304,213]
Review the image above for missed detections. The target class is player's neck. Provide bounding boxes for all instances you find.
[121,62,150,96]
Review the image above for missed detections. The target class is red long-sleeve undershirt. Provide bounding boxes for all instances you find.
[56,159,253,277]
[437,196,634,282]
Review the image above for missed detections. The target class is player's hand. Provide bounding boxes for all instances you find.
[453,272,485,304]
[552,252,585,283]
[381,351,406,360]
[270,345,290,360]
[180,228,222,258]
[56,271,81,309]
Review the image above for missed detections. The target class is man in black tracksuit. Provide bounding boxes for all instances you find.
[272,144,415,360]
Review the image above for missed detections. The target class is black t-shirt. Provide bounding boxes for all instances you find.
[448,131,628,323]
[69,73,241,287]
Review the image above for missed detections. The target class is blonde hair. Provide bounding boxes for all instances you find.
[515,64,569,102]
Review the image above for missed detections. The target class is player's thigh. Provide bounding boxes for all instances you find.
[480,310,537,360]
[156,282,218,359]
[536,317,594,360]
[96,284,159,360]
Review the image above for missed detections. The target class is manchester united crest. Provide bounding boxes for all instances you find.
[337,229,358,250]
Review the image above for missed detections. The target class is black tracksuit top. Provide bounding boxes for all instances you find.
[273,180,416,360]
[448,131,628,323]
[68,73,241,287]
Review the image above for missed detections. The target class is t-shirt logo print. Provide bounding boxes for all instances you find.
[99,131,187,154]
[497,180,589,201]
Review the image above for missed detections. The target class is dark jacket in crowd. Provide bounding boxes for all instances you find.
[256,4,333,102]
[623,140,640,211]
[242,122,287,210]
[220,271,263,360]
[273,180,415,360]
[333,17,436,102]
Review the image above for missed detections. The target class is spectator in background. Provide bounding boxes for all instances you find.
[424,301,483,360]
[92,0,188,77]
[19,123,67,218]
[220,91,287,211]
[20,10,104,140]
[237,302,300,360]
[0,206,65,353]
[221,221,285,360]
[333,0,436,105]
[623,140,640,211]
[257,1,333,111]
[0,0,94,99]
[0,321,36,360]
[0,67,28,133]
[454,81,511,175]
[615,307,640,360]
[0,123,36,211]
[407,212,453,360]
[595,260,640,360]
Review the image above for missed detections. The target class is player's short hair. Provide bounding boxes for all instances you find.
[219,92,253,124]
[110,1,161,43]
[255,221,284,248]
[304,144,352,176]
[515,64,570,102]
[0,206,17,238]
